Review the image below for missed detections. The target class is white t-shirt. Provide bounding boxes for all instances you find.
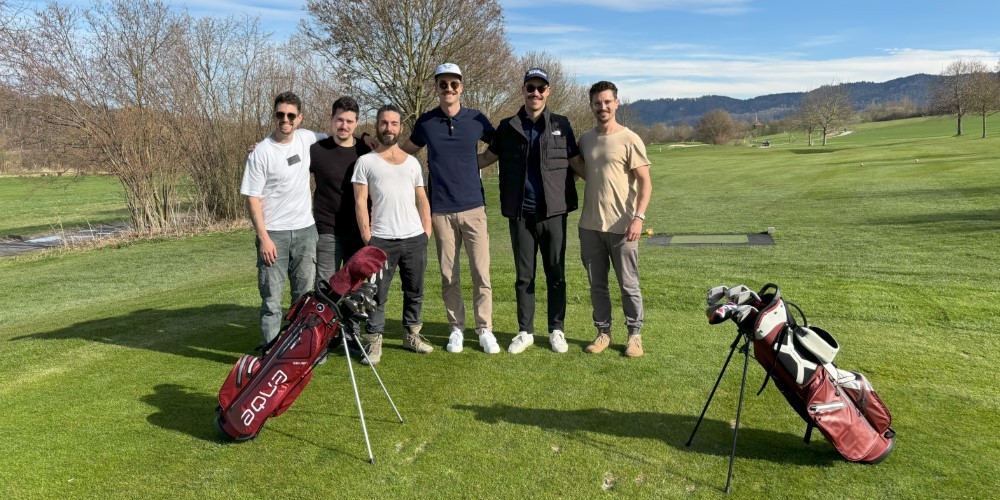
[240,129,326,231]
[351,151,425,240]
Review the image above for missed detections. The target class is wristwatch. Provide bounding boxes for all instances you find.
[634,212,645,221]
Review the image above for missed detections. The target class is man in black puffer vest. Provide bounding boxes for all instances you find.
[479,67,582,355]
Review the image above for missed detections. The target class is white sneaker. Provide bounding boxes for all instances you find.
[478,329,500,354]
[549,330,568,353]
[446,327,464,353]
[508,332,534,354]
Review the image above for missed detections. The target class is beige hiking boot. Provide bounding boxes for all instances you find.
[624,334,644,358]
[403,323,434,354]
[585,332,611,354]
[360,333,383,365]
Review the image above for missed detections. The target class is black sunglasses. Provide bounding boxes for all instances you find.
[274,111,298,121]
[438,80,461,91]
[524,83,549,94]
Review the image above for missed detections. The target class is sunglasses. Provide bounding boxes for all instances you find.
[438,80,461,91]
[274,111,298,121]
[524,83,549,94]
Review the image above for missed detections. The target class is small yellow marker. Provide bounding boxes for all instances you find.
[645,229,654,236]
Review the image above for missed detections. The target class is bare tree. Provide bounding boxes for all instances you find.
[301,0,515,130]
[930,59,980,136]
[966,62,1000,138]
[173,15,294,223]
[695,109,736,145]
[1,0,191,232]
[799,84,853,146]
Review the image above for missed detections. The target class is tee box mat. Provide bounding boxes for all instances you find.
[647,233,775,247]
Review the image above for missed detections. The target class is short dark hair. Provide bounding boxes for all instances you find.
[588,81,618,101]
[376,103,402,123]
[331,96,359,116]
[274,91,303,114]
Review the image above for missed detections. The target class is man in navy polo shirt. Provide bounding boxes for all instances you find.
[400,63,499,355]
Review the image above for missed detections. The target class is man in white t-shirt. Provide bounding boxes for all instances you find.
[352,104,433,365]
[240,91,325,343]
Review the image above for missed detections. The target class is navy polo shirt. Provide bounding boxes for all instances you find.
[520,112,545,215]
[410,107,496,214]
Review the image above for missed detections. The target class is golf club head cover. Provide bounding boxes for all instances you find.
[707,302,739,324]
[328,246,388,299]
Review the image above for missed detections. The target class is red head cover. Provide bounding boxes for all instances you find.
[328,246,387,297]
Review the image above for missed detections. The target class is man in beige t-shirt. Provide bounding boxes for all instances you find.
[574,81,652,357]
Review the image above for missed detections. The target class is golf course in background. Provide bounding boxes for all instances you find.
[1,115,997,497]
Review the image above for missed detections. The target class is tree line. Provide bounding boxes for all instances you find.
[2,0,998,233]
[674,58,1000,147]
[0,0,591,234]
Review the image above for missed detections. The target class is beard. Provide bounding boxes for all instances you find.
[376,129,398,146]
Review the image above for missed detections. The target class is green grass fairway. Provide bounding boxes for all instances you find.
[0,175,128,238]
[2,115,999,497]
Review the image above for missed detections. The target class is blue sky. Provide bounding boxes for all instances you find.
[30,0,1000,100]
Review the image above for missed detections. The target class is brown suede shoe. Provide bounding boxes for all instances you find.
[585,332,611,354]
[624,334,644,357]
[403,323,433,353]
[360,334,383,365]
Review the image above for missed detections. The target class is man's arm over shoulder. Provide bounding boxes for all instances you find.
[479,117,511,169]
[298,128,328,145]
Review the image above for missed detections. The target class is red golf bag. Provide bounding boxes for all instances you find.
[215,246,387,441]
[707,283,895,463]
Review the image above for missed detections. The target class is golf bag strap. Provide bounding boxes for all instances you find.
[786,300,807,328]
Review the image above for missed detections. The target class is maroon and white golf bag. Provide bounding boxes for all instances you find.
[706,283,895,463]
[215,246,388,441]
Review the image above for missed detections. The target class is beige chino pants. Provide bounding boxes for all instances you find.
[431,206,492,331]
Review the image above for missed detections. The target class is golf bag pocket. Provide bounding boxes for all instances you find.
[804,366,894,463]
[795,326,839,364]
[837,370,893,435]
[219,354,261,410]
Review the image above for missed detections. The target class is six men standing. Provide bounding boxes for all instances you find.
[241,67,652,359]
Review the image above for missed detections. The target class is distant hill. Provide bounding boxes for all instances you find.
[627,74,938,125]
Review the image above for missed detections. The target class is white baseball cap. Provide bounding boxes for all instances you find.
[434,63,462,79]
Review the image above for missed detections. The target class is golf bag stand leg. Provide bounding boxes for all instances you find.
[686,330,746,446]
[342,331,376,464]
[352,334,404,423]
[725,338,752,494]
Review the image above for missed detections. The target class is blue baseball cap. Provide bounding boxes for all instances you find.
[523,67,549,84]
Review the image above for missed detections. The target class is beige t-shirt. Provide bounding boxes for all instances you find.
[578,127,650,234]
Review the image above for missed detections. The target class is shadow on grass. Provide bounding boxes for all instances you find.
[867,209,1000,231]
[10,300,458,365]
[11,304,260,365]
[454,404,836,467]
[143,384,226,442]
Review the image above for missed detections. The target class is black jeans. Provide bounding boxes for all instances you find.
[365,233,428,334]
[508,214,567,333]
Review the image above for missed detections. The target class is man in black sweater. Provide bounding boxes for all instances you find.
[311,96,371,286]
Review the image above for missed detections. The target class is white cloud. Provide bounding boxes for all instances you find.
[560,49,1000,100]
